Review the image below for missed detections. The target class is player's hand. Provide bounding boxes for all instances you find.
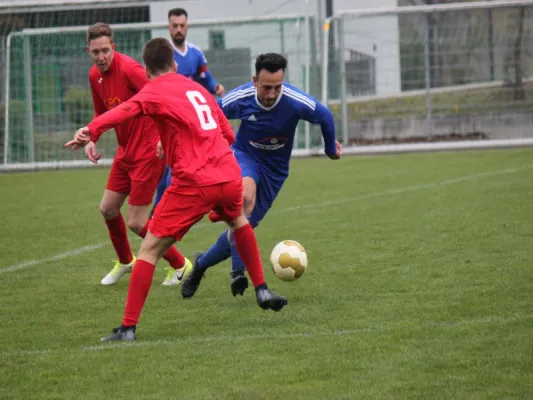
[74,127,91,144]
[215,84,225,97]
[328,141,342,160]
[84,141,102,164]
[156,140,164,160]
[63,126,90,151]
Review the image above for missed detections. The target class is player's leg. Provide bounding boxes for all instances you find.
[227,176,257,295]
[128,159,192,287]
[182,179,287,312]
[228,173,284,295]
[194,150,259,276]
[101,183,207,342]
[222,180,287,311]
[150,165,171,218]
[100,232,176,342]
[100,161,135,285]
[194,176,256,275]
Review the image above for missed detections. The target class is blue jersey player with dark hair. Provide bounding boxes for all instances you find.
[156,7,226,287]
[180,52,342,299]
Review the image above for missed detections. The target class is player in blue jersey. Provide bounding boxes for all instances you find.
[180,53,342,299]
[167,8,225,96]
[155,7,226,287]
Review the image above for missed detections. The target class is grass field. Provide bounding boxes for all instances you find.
[1,148,532,399]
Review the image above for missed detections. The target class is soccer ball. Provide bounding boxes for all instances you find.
[270,240,308,282]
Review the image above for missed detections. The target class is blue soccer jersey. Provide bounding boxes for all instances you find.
[217,82,337,178]
[170,41,218,93]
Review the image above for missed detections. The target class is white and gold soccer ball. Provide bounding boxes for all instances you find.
[270,240,308,282]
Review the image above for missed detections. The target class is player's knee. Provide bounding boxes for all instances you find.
[242,193,255,216]
[127,218,145,235]
[99,205,119,220]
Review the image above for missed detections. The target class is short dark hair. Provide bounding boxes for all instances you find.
[255,53,287,76]
[87,22,113,44]
[143,38,175,74]
[168,8,188,19]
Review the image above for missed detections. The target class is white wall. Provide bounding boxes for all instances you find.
[149,0,400,95]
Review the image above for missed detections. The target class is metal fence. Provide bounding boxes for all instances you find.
[323,0,533,146]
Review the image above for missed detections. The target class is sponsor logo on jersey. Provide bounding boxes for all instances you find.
[249,136,288,151]
[104,97,122,110]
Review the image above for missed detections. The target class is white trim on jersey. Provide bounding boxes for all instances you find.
[255,85,284,111]
[170,40,189,56]
[187,42,207,62]
[283,86,316,110]
[221,87,255,107]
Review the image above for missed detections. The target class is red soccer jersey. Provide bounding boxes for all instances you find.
[88,73,240,187]
[89,51,159,163]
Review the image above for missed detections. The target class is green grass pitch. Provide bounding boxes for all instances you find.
[1,148,532,399]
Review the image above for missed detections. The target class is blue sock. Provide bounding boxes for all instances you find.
[229,232,246,274]
[197,230,231,271]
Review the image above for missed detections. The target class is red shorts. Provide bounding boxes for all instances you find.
[106,156,166,206]
[149,179,243,241]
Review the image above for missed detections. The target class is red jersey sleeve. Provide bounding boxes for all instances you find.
[89,72,107,118]
[125,62,149,92]
[216,105,235,145]
[88,97,143,143]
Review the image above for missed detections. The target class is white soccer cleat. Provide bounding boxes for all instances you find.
[161,258,192,287]
[101,257,136,286]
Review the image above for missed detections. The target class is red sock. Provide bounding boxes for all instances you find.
[139,221,185,269]
[105,213,133,265]
[122,259,155,326]
[233,223,265,288]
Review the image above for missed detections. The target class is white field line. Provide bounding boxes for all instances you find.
[1,165,530,275]
[0,243,107,274]
[0,314,527,359]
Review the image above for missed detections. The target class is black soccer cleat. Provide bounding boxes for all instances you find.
[230,271,249,296]
[255,287,288,312]
[181,252,206,299]
[100,325,136,342]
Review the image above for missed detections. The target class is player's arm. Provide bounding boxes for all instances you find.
[64,94,149,162]
[125,62,149,92]
[87,99,143,143]
[196,50,224,96]
[301,100,341,160]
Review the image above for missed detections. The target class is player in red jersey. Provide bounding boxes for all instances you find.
[84,23,191,286]
[65,38,288,341]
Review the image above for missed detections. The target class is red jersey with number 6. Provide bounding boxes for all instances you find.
[87,73,240,187]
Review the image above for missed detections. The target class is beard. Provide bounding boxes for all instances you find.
[172,35,185,47]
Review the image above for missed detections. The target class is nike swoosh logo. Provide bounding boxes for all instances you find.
[176,269,185,281]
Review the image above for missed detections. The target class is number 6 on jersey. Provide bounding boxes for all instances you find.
[186,91,218,131]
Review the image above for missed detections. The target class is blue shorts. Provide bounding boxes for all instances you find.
[234,149,285,228]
